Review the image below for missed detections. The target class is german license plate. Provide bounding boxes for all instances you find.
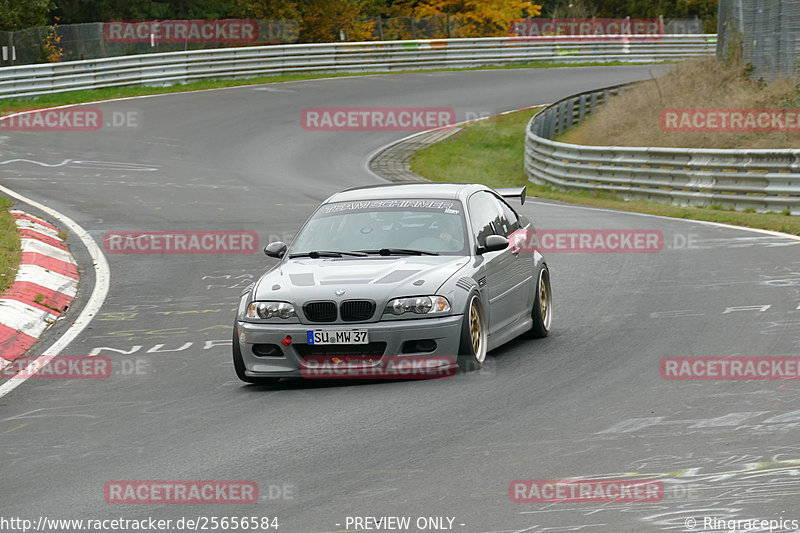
[307,330,369,345]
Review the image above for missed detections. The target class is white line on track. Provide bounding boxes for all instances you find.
[0,184,110,399]
[529,198,800,242]
[0,159,75,167]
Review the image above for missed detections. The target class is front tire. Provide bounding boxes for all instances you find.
[457,293,488,372]
[527,266,552,338]
[232,323,280,385]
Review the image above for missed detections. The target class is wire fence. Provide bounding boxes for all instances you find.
[0,20,299,66]
[0,15,706,68]
[717,0,800,80]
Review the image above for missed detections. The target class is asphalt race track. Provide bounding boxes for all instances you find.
[2,65,800,532]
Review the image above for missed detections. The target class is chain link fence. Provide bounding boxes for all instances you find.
[365,15,472,40]
[0,15,707,68]
[0,20,298,67]
[717,0,800,80]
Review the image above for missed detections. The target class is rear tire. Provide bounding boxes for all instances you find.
[232,323,280,385]
[527,266,552,339]
[457,293,487,372]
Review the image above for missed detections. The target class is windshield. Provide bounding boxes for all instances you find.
[289,198,468,256]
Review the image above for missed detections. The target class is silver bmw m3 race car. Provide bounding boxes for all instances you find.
[233,182,551,384]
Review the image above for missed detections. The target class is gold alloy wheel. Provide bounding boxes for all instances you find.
[469,298,485,361]
[538,269,552,332]
[539,275,548,324]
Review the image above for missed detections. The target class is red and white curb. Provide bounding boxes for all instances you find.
[0,210,79,369]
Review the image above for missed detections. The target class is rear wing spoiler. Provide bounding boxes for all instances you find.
[495,186,526,205]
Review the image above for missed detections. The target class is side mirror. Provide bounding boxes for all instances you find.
[478,234,509,254]
[264,241,287,258]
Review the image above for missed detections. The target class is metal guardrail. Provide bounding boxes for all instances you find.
[0,35,715,100]
[525,84,800,215]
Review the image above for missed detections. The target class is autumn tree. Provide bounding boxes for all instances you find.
[590,0,717,31]
[387,0,542,37]
[296,0,376,42]
[231,0,299,20]
[0,0,53,30]
[538,0,597,18]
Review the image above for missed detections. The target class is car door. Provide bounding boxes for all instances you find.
[467,191,528,336]
[494,193,535,319]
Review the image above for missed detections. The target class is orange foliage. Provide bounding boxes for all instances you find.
[389,0,542,36]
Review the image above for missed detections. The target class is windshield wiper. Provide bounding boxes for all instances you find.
[356,248,440,256]
[288,250,368,258]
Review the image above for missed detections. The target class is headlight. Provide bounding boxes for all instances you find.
[385,296,451,316]
[246,301,297,320]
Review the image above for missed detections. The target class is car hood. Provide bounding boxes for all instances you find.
[254,256,470,305]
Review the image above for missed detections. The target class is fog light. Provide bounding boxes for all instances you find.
[252,344,284,357]
[401,339,437,353]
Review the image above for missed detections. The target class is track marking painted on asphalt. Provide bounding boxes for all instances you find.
[0,159,158,171]
[0,422,31,435]
[252,87,295,92]
[723,305,771,314]
[0,184,110,399]
[0,159,74,167]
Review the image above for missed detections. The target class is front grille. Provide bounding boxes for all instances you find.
[303,301,337,322]
[340,300,376,322]
[296,342,387,358]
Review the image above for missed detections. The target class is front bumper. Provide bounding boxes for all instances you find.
[236,314,463,378]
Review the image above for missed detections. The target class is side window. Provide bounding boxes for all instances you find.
[468,192,504,246]
[495,195,520,235]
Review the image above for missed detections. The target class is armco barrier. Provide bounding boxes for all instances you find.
[525,84,800,215]
[0,35,715,100]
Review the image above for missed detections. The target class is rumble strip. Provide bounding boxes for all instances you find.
[0,211,79,368]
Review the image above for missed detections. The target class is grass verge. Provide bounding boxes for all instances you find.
[410,107,800,236]
[0,195,21,295]
[0,60,634,114]
[558,57,800,149]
